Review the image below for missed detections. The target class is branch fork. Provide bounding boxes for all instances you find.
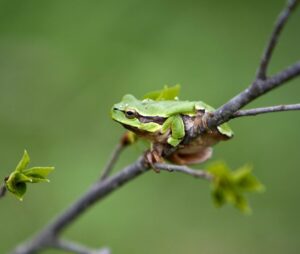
[9,0,300,253]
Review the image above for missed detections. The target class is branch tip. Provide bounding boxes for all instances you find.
[256,0,299,80]
[232,103,300,118]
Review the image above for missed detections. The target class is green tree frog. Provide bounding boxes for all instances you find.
[111,94,233,166]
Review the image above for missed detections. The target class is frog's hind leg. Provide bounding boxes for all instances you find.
[168,147,212,165]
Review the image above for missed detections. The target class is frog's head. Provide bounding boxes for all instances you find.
[111,94,164,133]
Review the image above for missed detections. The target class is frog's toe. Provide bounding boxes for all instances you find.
[144,150,164,173]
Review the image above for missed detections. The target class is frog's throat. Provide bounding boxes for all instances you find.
[122,124,169,143]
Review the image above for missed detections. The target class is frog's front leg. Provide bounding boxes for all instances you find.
[161,115,185,147]
[145,115,185,172]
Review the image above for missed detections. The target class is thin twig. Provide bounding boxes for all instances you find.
[232,103,300,118]
[100,132,137,181]
[256,0,299,80]
[53,239,110,254]
[49,157,147,235]
[99,142,124,181]
[154,163,213,181]
[208,61,300,128]
[0,182,7,198]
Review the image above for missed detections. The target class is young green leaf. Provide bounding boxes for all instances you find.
[23,167,54,179]
[207,161,264,214]
[11,182,27,201]
[143,84,180,101]
[15,150,30,172]
[4,151,54,200]
[14,173,33,183]
[212,188,226,207]
[5,172,29,201]
[232,165,265,192]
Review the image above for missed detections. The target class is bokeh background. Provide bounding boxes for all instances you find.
[1,0,300,253]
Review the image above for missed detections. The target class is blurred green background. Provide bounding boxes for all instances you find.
[0,0,300,253]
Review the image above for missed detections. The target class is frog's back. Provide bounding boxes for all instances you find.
[137,99,211,117]
[120,94,213,117]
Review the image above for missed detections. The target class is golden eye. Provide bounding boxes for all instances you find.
[125,110,136,119]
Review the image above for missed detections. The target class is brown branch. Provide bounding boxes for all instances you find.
[155,163,213,181]
[0,182,7,199]
[11,157,148,254]
[99,142,125,181]
[208,61,300,128]
[9,1,300,254]
[207,0,300,128]
[100,132,137,181]
[256,0,299,80]
[53,239,110,254]
[232,103,300,118]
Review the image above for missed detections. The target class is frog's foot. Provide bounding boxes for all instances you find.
[168,147,212,165]
[144,150,164,173]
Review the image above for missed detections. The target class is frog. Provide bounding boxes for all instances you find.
[111,94,233,166]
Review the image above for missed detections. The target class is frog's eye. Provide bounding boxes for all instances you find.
[124,109,136,119]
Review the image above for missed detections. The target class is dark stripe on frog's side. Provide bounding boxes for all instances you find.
[120,110,167,125]
[137,115,166,125]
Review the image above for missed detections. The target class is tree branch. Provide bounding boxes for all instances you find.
[53,239,110,254]
[9,1,300,254]
[99,142,125,181]
[11,157,148,254]
[0,182,7,199]
[256,0,299,80]
[99,132,137,181]
[207,0,299,128]
[208,61,300,128]
[155,163,213,181]
[49,158,147,236]
[232,103,300,118]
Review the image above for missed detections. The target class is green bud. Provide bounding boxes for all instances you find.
[4,150,54,200]
[207,161,264,214]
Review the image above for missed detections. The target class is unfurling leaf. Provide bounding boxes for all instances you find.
[232,165,265,192]
[23,167,54,179]
[207,161,264,214]
[212,188,226,207]
[4,150,54,200]
[15,150,30,172]
[143,84,180,101]
[5,172,30,200]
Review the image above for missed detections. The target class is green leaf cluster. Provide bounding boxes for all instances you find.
[207,161,265,214]
[143,84,180,101]
[4,150,54,201]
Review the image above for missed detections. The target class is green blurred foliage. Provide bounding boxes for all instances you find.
[0,0,299,253]
[143,84,180,100]
[207,161,264,214]
[5,150,54,200]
